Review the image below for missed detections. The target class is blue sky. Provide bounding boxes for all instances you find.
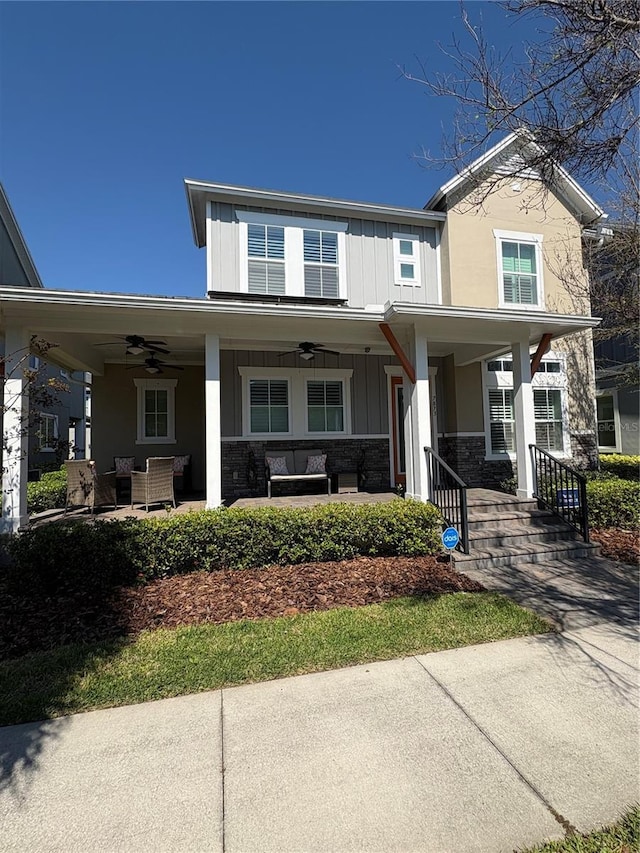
[2,1,535,297]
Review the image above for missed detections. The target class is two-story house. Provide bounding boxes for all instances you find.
[0,133,605,531]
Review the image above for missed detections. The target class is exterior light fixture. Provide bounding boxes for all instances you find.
[145,365,161,374]
[126,345,145,355]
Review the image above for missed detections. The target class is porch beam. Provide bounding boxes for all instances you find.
[378,323,416,384]
[512,337,536,499]
[205,334,222,508]
[530,333,553,378]
[1,326,30,532]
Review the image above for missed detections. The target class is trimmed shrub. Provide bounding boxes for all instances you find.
[599,454,640,481]
[587,479,640,529]
[7,500,443,597]
[27,469,67,514]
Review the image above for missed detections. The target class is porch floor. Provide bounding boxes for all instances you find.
[28,490,400,527]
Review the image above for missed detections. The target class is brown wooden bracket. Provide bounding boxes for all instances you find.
[379,323,416,384]
[530,333,553,377]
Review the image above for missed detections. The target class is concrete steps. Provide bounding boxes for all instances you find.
[455,488,598,572]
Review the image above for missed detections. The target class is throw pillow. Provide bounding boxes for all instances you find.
[173,455,191,473]
[305,454,327,474]
[266,456,289,476]
[115,457,135,476]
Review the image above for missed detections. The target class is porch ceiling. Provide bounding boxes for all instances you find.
[0,286,599,374]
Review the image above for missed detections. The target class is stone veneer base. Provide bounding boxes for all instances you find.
[222,438,391,501]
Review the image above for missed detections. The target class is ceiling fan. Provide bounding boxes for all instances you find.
[125,355,184,375]
[278,341,340,361]
[95,335,170,355]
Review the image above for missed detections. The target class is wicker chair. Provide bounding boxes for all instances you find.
[131,457,176,511]
[64,460,117,514]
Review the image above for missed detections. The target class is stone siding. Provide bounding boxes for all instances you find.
[222,438,391,501]
[438,436,514,490]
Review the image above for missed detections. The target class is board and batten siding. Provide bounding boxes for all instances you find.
[207,203,440,307]
[220,350,397,437]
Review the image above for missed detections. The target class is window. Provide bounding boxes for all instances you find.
[534,389,564,451]
[488,389,515,453]
[307,380,344,432]
[304,230,339,298]
[134,379,176,444]
[484,353,567,457]
[247,224,285,294]
[239,367,352,437]
[249,379,289,434]
[237,211,347,299]
[393,233,421,286]
[37,413,58,451]
[596,394,619,451]
[494,230,543,307]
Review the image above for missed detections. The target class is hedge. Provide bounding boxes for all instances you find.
[26,469,67,514]
[599,454,640,482]
[586,478,640,529]
[7,500,443,598]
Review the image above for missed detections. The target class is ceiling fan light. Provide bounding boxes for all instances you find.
[126,345,145,355]
[145,365,161,374]
[300,351,314,360]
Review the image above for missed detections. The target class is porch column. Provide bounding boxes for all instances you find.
[512,336,536,498]
[2,327,30,532]
[404,329,432,502]
[205,333,222,508]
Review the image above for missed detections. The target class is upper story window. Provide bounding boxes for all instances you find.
[247,224,285,294]
[237,211,347,300]
[303,230,339,298]
[134,378,177,444]
[493,230,544,308]
[393,233,421,286]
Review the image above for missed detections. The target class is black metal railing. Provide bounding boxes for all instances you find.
[530,445,589,542]
[424,447,469,554]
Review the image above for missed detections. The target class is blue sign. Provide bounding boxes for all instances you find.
[556,488,580,509]
[441,526,460,550]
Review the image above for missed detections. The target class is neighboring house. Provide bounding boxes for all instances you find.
[0,133,607,530]
[0,184,87,477]
[594,335,639,456]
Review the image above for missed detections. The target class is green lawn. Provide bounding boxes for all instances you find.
[521,805,640,852]
[0,592,549,726]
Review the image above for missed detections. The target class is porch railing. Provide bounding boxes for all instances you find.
[424,447,469,554]
[530,444,589,543]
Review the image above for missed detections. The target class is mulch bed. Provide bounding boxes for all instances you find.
[591,528,639,565]
[0,555,484,662]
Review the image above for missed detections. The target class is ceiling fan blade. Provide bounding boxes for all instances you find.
[163,364,184,371]
[314,347,340,356]
[277,350,301,357]
[144,345,171,355]
[143,339,168,347]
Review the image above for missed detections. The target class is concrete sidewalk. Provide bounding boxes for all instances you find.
[1,619,638,853]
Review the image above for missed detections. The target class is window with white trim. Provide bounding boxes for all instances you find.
[37,413,58,451]
[239,367,352,438]
[484,353,567,457]
[249,379,289,434]
[494,230,544,308]
[393,233,421,286]
[304,230,339,298]
[596,393,619,451]
[307,380,344,432]
[533,389,564,451]
[134,378,177,444]
[247,224,285,294]
[237,211,347,300]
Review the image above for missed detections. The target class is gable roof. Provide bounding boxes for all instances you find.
[423,131,606,225]
[0,183,44,288]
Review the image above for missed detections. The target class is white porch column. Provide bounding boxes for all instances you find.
[205,333,222,508]
[2,327,30,532]
[512,337,536,498]
[404,329,432,502]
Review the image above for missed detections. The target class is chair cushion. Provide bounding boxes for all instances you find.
[305,453,327,475]
[173,454,191,473]
[266,456,289,476]
[114,456,135,476]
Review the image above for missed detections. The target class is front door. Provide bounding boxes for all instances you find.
[390,372,439,488]
[390,376,406,488]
